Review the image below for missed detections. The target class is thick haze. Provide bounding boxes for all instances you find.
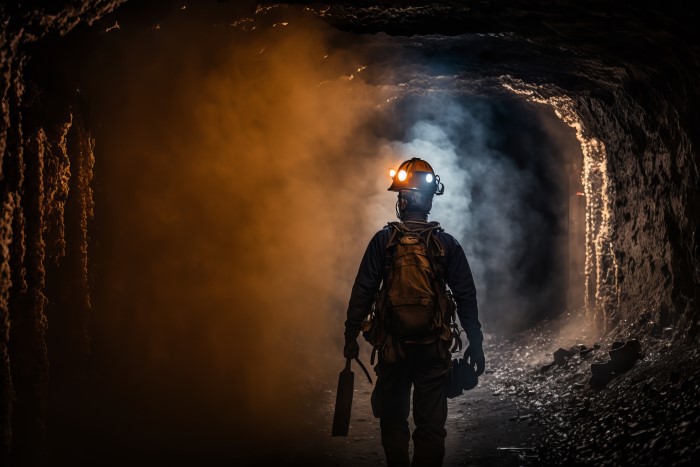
[64,4,578,463]
[87,8,391,461]
[379,94,572,333]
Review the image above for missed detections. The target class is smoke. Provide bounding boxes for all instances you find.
[375,93,570,334]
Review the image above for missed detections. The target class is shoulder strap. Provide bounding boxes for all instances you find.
[385,222,404,247]
[383,222,403,280]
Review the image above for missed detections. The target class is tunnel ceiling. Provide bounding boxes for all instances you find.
[283,1,695,38]
[282,0,699,105]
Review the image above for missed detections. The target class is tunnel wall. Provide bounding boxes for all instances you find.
[502,71,699,336]
[590,83,699,336]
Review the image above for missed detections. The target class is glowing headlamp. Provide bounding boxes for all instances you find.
[387,157,445,195]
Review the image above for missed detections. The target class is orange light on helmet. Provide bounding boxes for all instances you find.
[426,173,433,183]
[398,169,407,181]
[389,169,396,178]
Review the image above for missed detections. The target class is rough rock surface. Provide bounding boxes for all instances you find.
[488,316,700,466]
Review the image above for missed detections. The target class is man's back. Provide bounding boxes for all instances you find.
[344,218,481,349]
[341,158,484,466]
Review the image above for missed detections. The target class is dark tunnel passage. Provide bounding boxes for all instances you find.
[1,1,699,466]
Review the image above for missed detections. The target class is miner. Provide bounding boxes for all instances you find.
[343,157,484,467]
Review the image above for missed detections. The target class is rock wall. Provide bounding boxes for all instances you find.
[0,2,122,463]
[587,80,699,337]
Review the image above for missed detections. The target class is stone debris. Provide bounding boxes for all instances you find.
[554,347,576,365]
[486,318,700,466]
[589,339,645,389]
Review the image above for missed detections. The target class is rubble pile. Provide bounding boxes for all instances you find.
[486,317,700,465]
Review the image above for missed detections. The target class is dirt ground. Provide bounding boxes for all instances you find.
[313,365,540,466]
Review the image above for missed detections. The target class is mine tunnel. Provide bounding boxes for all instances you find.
[1,1,698,466]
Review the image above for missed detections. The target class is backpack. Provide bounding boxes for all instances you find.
[362,221,462,363]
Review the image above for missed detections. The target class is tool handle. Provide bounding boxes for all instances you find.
[354,357,373,384]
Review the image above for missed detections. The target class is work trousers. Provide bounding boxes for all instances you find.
[371,341,450,467]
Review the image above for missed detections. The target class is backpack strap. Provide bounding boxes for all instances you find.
[385,222,405,245]
[419,224,462,348]
[383,222,404,280]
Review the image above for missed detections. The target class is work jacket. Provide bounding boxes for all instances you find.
[344,211,483,347]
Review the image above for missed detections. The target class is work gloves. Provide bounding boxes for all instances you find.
[465,344,485,376]
[344,336,360,359]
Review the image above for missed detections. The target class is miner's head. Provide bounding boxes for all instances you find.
[387,157,444,221]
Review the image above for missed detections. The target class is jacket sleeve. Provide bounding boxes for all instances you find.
[443,234,483,347]
[344,229,388,338]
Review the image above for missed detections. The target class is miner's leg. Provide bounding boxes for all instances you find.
[411,343,450,467]
[373,358,411,467]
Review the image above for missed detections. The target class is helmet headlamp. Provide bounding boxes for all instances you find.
[387,157,444,196]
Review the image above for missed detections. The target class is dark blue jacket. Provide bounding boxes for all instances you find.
[344,214,483,347]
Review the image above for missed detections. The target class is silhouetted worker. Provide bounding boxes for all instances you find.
[343,157,484,467]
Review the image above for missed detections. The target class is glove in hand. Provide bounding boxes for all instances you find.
[465,344,485,376]
[344,337,359,359]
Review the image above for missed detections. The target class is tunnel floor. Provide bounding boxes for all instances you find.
[287,316,700,467]
[318,377,540,466]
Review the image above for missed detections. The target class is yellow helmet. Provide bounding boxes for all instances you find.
[388,157,444,195]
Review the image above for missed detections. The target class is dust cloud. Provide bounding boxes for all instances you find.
[85,8,391,459]
[374,93,572,334]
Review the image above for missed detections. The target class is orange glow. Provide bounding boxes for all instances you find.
[389,169,396,178]
[398,169,407,181]
[89,17,385,442]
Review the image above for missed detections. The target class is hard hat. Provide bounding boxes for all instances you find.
[388,157,445,195]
